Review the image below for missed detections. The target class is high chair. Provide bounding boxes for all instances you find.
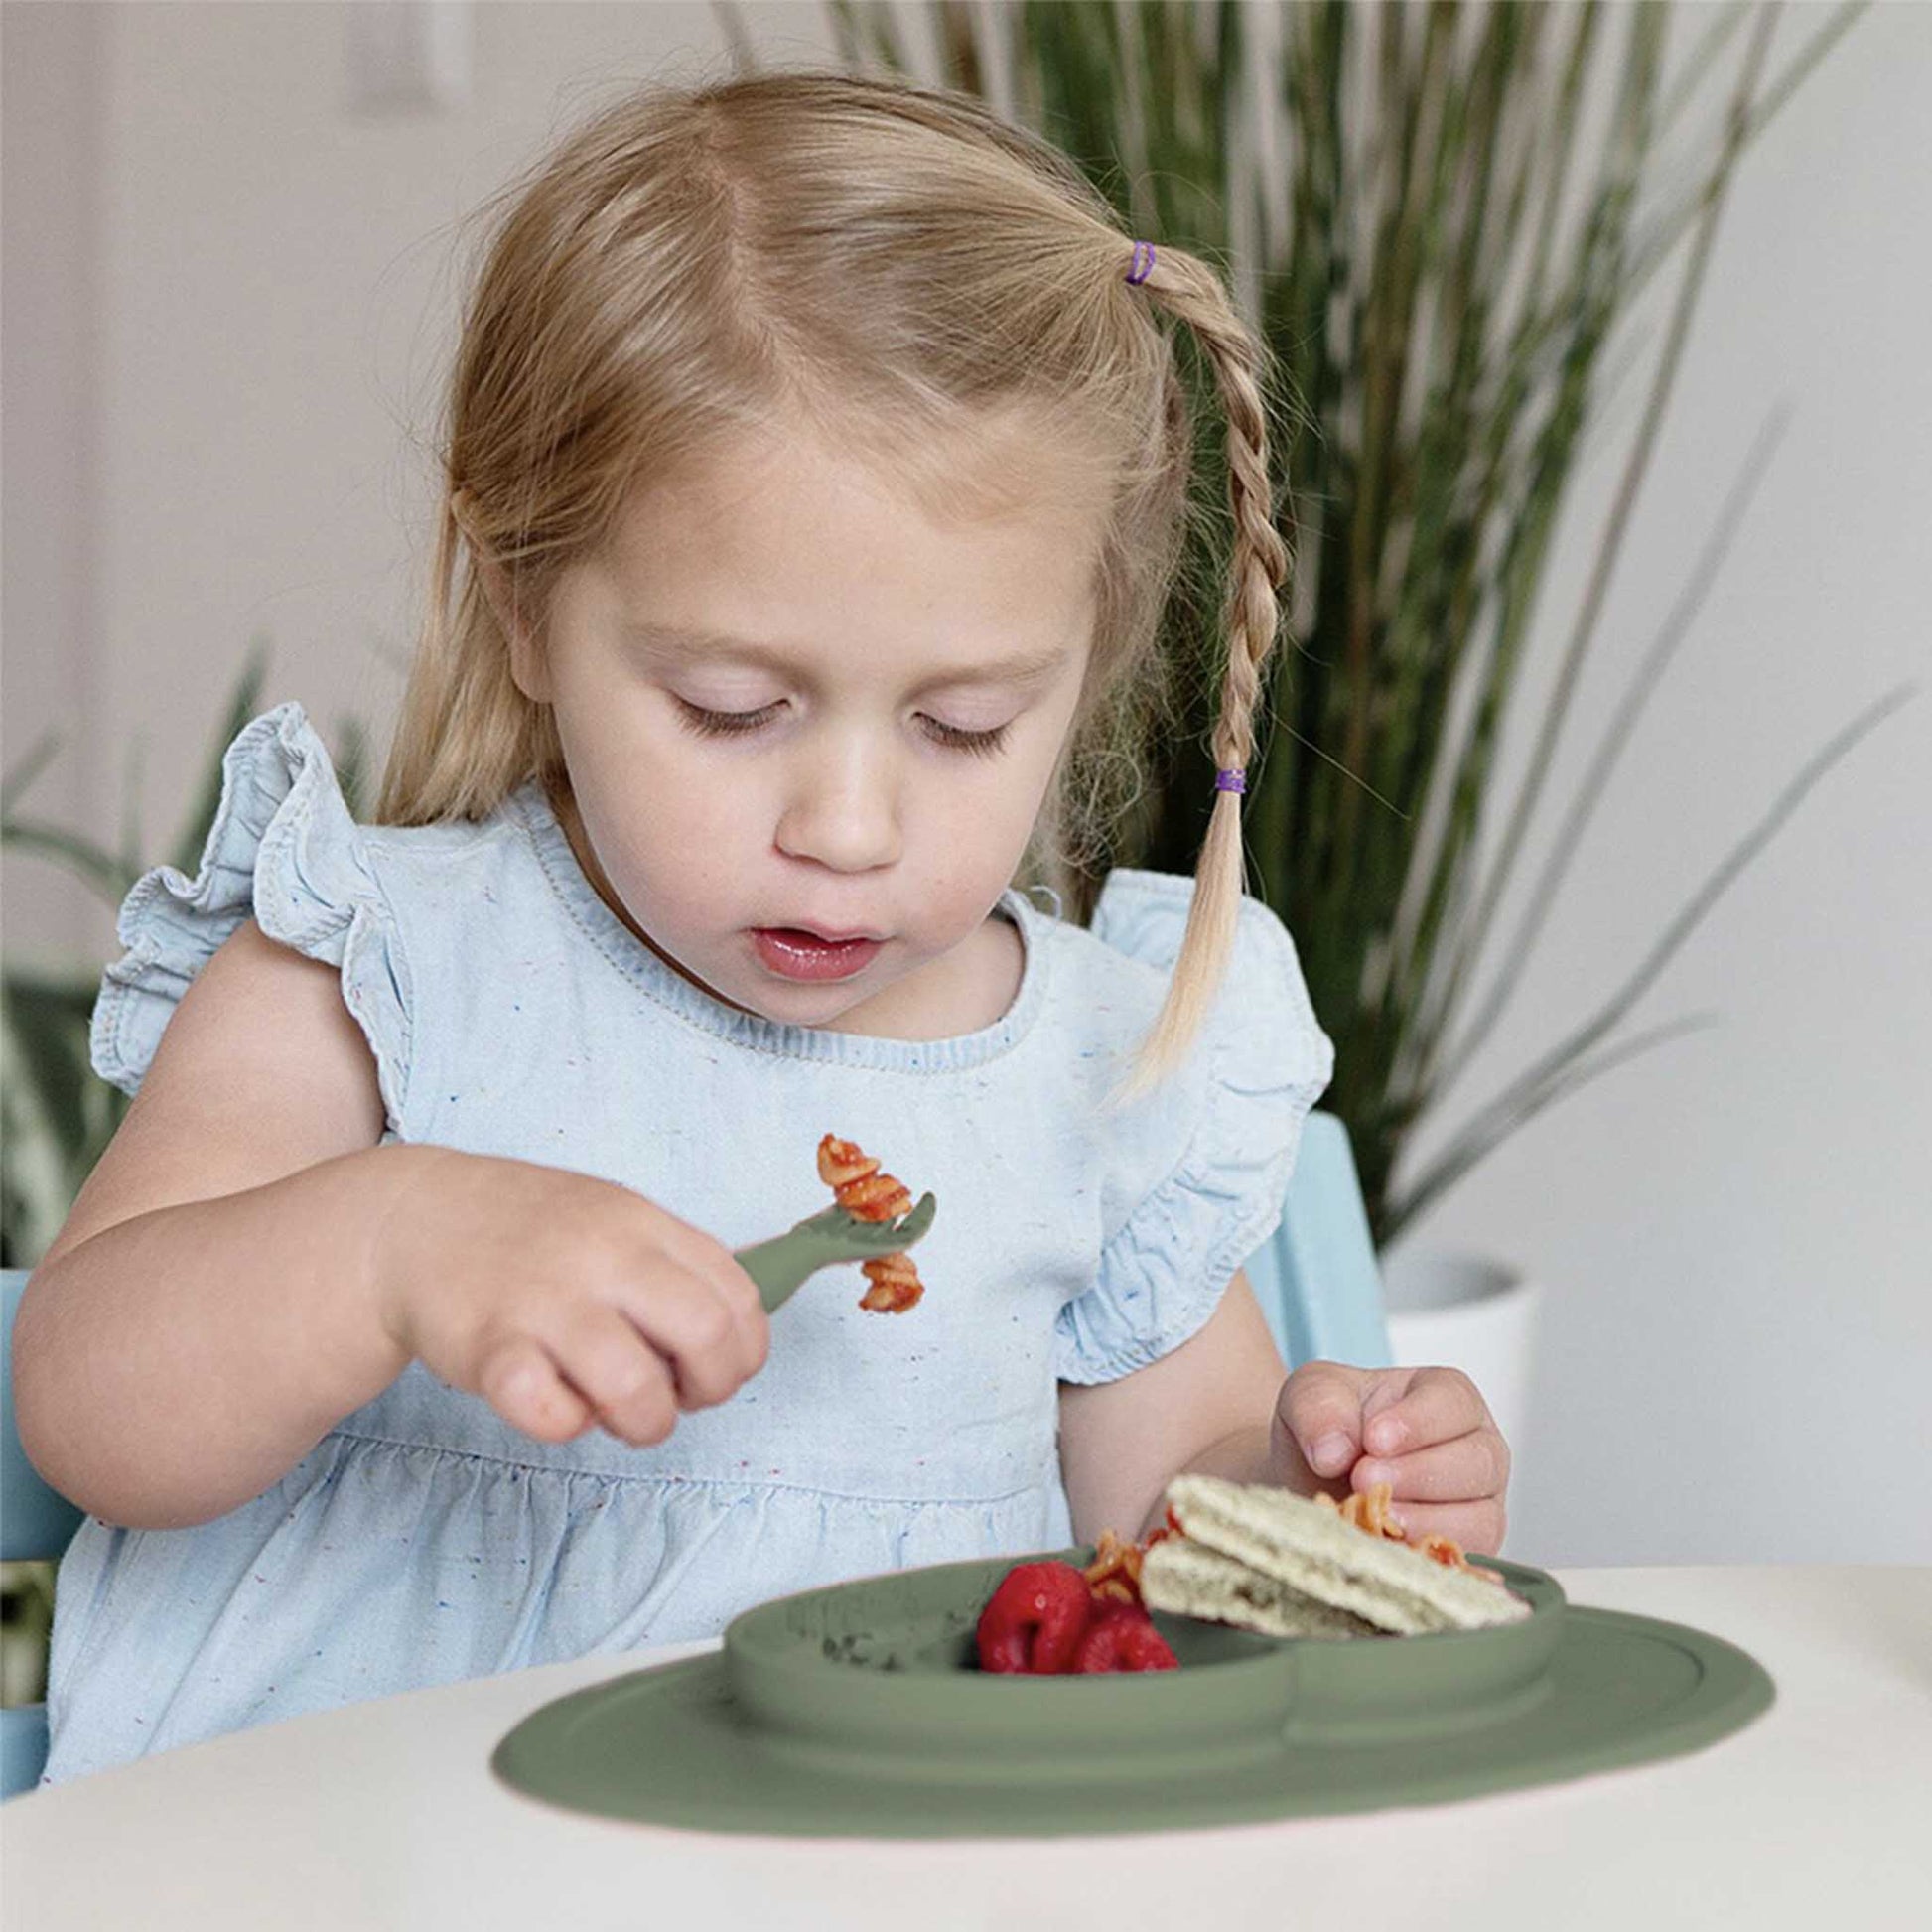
[0,1110,1389,1799]
[1244,1110,1395,1372]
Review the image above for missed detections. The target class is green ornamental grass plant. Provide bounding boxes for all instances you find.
[762,0,1908,1243]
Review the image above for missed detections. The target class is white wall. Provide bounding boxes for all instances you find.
[2,0,107,960]
[4,2,1926,1565]
[1394,0,1932,1565]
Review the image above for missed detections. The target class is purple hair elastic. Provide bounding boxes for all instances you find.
[1214,768,1247,794]
[1126,240,1157,286]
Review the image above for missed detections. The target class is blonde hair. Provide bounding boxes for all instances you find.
[379,69,1293,1103]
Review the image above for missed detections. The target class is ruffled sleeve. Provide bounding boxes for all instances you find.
[89,700,412,1129]
[1053,868,1335,1383]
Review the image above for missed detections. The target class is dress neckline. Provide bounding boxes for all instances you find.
[505,780,1054,1072]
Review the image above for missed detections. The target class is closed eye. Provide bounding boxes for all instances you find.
[673,699,1011,759]
[673,699,782,738]
[919,717,1012,759]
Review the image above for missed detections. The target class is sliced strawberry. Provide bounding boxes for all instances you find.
[975,1561,1095,1674]
[1071,1601,1178,1673]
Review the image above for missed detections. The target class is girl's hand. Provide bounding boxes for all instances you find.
[369,1146,769,1448]
[1269,1361,1511,1555]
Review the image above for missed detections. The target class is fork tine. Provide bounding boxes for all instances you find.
[892,1191,937,1243]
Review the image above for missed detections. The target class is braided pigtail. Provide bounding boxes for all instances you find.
[1104,240,1293,1110]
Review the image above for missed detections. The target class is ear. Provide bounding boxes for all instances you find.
[471,544,551,704]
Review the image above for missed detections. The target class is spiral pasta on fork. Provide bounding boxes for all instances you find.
[816,1133,926,1312]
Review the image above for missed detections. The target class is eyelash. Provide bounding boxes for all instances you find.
[673,700,1012,760]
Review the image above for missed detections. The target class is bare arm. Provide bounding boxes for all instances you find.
[1056,1268,1288,1546]
[12,919,417,1529]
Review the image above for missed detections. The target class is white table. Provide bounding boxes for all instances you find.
[3,1568,1926,1932]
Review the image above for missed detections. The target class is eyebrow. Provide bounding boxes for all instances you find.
[625,621,1075,693]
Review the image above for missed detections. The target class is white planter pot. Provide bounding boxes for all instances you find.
[1380,1247,1540,1460]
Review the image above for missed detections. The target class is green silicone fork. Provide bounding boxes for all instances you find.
[733,1192,937,1313]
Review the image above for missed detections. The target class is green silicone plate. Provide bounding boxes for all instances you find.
[491,1547,1773,1837]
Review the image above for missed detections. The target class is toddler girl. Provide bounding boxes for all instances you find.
[15,71,1509,1785]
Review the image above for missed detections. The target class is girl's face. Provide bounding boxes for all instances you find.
[509,420,1104,1037]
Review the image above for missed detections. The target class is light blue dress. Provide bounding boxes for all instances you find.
[40,701,1333,1784]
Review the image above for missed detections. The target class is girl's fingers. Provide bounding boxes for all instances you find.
[479,1336,594,1443]
[646,1216,771,1341]
[544,1303,681,1445]
[1277,1360,1387,1476]
[1358,1365,1495,1460]
[704,1254,771,1380]
[1353,1425,1511,1507]
[612,1269,764,1409]
[1364,1495,1509,1559]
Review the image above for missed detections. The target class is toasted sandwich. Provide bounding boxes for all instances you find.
[1139,1474,1532,1639]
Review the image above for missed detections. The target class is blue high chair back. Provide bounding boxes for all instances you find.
[3,1267,88,1800]
[0,1111,1387,1799]
[1243,1111,1394,1371]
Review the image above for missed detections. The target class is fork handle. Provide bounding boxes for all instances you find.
[732,1233,822,1314]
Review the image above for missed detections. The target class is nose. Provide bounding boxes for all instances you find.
[772,728,902,873]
